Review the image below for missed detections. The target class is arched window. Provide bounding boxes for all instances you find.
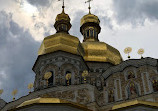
[48,71,54,86]
[90,29,93,37]
[65,71,71,85]
[94,30,97,38]
[62,24,67,31]
[61,24,64,31]
[84,32,86,39]
[57,24,67,32]
[86,30,89,38]
[84,28,98,39]
[58,25,62,31]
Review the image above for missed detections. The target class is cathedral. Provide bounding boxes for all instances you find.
[0,1,158,111]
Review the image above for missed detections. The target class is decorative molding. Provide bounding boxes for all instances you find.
[102,58,157,79]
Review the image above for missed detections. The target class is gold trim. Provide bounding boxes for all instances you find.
[15,97,92,111]
[112,100,158,110]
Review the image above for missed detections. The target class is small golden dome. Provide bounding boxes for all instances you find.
[54,8,71,33]
[80,13,100,26]
[55,11,70,22]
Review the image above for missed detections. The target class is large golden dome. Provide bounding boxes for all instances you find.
[82,41,122,65]
[80,13,100,26]
[38,33,84,56]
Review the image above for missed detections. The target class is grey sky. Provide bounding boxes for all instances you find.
[113,0,158,24]
[0,0,158,102]
[0,10,40,102]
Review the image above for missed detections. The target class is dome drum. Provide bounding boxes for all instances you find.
[54,20,71,33]
[80,22,101,35]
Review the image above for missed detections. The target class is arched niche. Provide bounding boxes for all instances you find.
[61,63,78,85]
[41,64,58,86]
[48,71,54,86]
[123,67,137,81]
[65,70,72,86]
[125,82,140,99]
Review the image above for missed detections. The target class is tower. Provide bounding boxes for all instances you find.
[33,3,87,91]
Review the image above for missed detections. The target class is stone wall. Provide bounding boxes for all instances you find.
[2,57,158,111]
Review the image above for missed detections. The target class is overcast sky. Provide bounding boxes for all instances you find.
[0,0,158,102]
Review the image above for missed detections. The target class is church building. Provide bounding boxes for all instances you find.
[0,1,158,111]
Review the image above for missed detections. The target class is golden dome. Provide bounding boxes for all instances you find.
[80,13,100,26]
[82,41,122,65]
[38,33,84,56]
[55,11,70,22]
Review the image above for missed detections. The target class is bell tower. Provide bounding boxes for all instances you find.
[32,1,87,91]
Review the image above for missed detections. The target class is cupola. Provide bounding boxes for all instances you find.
[54,5,71,33]
[80,2,101,42]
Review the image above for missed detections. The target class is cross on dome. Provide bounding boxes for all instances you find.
[85,0,93,14]
[58,0,65,13]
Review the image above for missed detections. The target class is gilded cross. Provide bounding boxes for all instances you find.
[58,0,65,12]
[85,0,93,14]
